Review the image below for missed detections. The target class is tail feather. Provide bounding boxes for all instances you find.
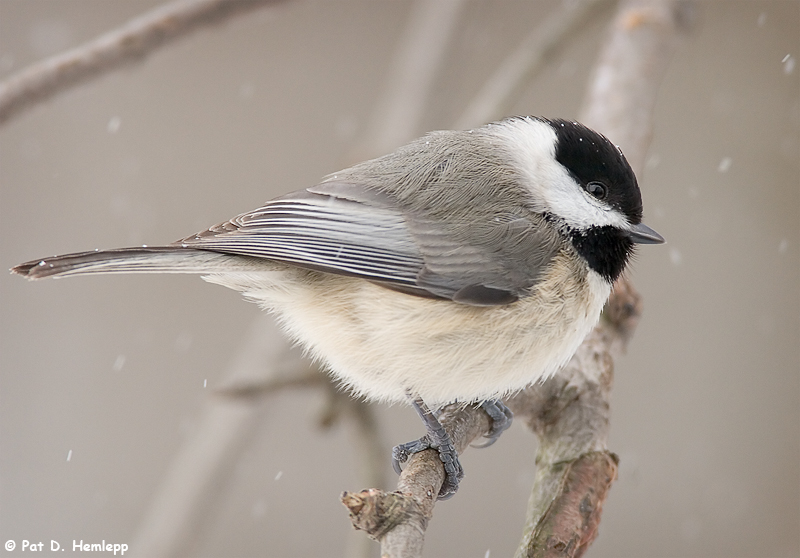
[11,246,254,280]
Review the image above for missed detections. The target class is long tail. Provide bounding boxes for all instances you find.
[11,246,254,280]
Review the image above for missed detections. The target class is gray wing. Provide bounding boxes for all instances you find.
[178,185,423,286]
[178,182,560,306]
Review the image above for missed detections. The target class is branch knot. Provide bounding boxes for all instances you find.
[341,489,428,541]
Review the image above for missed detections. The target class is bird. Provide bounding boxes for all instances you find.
[12,116,664,499]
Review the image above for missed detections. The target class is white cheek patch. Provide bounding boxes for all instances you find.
[489,118,632,231]
[534,169,631,230]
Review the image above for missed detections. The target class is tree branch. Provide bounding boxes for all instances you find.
[342,403,491,557]
[512,2,692,556]
[342,2,691,557]
[508,283,635,558]
[0,0,283,126]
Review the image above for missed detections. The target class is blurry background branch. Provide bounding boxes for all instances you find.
[128,315,317,558]
[581,0,695,173]
[351,0,467,161]
[0,0,283,126]
[455,0,615,129]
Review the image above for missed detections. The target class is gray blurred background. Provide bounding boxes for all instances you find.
[1,1,798,557]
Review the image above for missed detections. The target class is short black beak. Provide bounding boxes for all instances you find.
[627,223,665,244]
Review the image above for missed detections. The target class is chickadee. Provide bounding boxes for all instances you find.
[13,116,663,499]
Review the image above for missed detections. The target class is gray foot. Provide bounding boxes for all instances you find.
[391,396,463,500]
[472,400,513,448]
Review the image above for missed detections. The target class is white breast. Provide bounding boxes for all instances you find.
[205,251,611,406]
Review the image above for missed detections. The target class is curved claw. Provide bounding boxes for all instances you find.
[391,448,404,475]
[436,448,464,500]
[471,400,514,449]
[391,437,431,475]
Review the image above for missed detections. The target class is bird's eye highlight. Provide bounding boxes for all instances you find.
[586,181,608,200]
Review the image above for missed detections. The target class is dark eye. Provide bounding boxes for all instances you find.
[586,181,608,200]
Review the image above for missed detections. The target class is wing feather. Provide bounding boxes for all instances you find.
[177,181,561,305]
[178,188,424,285]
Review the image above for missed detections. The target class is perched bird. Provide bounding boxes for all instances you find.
[12,116,664,499]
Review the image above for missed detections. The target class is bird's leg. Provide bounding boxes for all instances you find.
[471,400,513,448]
[391,395,463,500]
